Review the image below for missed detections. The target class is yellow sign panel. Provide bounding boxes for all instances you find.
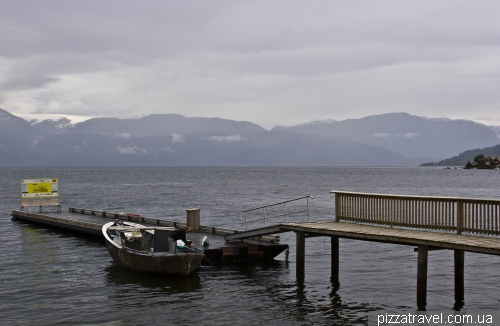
[21,179,59,198]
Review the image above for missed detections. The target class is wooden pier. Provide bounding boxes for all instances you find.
[226,191,500,311]
[11,207,288,264]
[12,191,500,310]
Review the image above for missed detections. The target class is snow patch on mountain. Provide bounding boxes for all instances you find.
[421,116,453,122]
[16,113,93,125]
[272,119,337,131]
[300,119,337,125]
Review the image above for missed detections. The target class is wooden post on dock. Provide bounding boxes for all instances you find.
[454,250,465,307]
[456,200,463,235]
[331,236,339,282]
[296,231,305,280]
[186,208,200,231]
[417,245,428,311]
[334,193,340,222]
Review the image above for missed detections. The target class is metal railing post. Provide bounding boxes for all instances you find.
[284,203,288,222]
[264,208,267,226]
[307,196,310,221]
[245,212,248,231]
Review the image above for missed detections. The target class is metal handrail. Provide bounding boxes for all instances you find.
[244,195,313,230]
[242,195,313,212]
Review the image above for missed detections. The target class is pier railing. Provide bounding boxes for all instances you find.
[332,191,500,236]
[243,195,313,231]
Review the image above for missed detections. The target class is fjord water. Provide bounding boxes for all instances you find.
[1,167,500,325]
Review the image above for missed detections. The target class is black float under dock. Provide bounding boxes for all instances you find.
[11,207,289,264]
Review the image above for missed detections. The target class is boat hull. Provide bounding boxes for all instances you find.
[105,240,204,275]
[102,222,204,275]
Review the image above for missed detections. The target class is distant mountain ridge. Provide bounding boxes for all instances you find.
[273,113,500,160]
[25,113,267,137]
[1,108,499,167]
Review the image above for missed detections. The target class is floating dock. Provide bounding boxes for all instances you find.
[11,207,288,264]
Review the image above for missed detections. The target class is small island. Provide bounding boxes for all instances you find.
[420,147,500,168]
[464,154,500,169]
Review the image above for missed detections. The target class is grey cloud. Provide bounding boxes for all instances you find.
[0,1,227,58]
[209,135,246,142]
[161,148,175,153]
[171,134,185,143]
[2,54,115,92]
[373,133,389,138]
[3,74,59,92]
[1,1,499,127]
[3,1,499,59]
[402,133,419,138]
[115,133,131,139]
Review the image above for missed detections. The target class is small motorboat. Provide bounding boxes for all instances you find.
[102,221,204,275]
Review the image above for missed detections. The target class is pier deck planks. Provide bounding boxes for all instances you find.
[282,221,500,255]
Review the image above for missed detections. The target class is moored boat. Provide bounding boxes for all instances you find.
[102,221,204,275]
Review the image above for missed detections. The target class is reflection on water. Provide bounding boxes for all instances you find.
[19,223,59,267]
[104,265,202,293]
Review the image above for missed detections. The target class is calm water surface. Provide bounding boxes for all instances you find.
[1,167,500,325]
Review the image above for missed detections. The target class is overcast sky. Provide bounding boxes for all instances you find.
[1,1,499,129]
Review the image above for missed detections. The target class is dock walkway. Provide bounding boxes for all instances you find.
[11,208,288,264]
[282,221,500,255]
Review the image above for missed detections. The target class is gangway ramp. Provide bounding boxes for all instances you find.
[224,225,287,241]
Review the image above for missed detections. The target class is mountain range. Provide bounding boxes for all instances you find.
[1,108,499,166]
[273,114,500,160]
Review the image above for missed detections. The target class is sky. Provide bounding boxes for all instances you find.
[1,1,500,129]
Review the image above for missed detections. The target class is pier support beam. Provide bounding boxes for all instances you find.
[331,236,339,284]
[454,250,465,309]
[417,245,428,311]
[296,231,305,280]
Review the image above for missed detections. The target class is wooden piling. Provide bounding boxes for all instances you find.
[417,245,428,311]
[454,249,465,306]
[296,231,305,280]
[186,208,200,231]
[331,236,339,281]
